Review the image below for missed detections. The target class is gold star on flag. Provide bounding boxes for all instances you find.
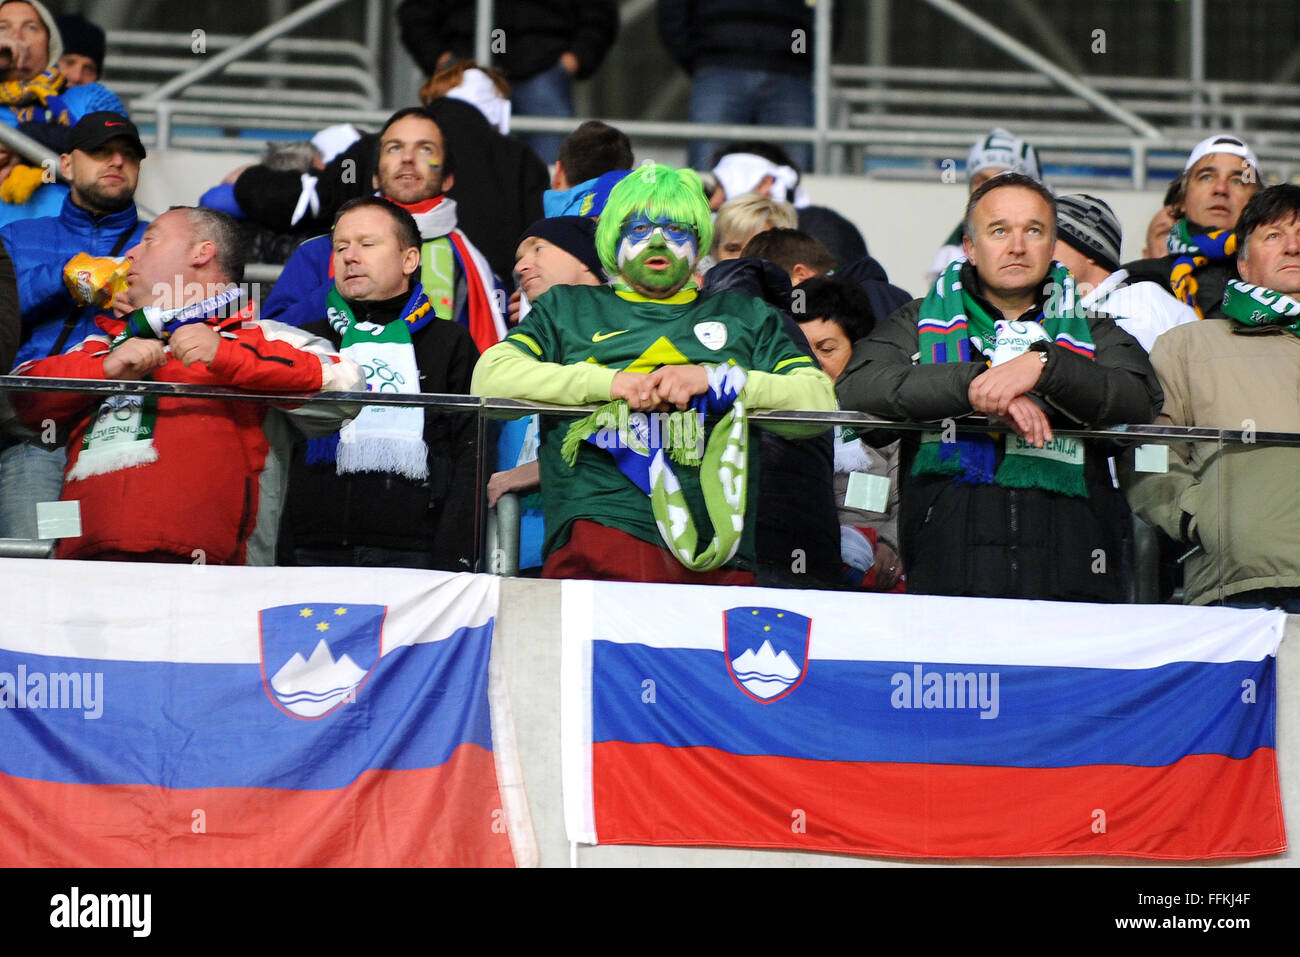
[334,607,348,616]
[316,622,330,632]
[299,608,314,618]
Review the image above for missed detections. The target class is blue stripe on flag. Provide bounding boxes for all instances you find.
[592,642,1274,768]
[0,621,495,790]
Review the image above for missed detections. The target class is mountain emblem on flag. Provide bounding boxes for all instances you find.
[258,603,385,719]
[723,606,812,703]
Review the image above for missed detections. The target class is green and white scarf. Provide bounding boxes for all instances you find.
[561,365,748,571]
[1222,279,1300,334]
[327,286,430,480]
[913,260,1094,497]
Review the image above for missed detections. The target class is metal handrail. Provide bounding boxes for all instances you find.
[0,124,60,171]
[115,62,380,100]
[1,378,1289,448]
[110,31,374,60]
[919,0,1161,139]
[832,64,1300,101]
[137,0,360,110]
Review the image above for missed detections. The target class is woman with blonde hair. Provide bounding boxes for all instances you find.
[711,193,797,261]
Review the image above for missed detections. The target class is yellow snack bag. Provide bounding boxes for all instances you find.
[63,253,130,307]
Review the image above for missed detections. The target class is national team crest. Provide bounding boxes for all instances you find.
[723,606,811,703]
[258,603,385,719]
[694,321,727,350]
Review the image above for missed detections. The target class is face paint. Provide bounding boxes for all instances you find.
[616,214,698,297]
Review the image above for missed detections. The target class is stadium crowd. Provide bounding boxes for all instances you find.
[0,1,1296,610]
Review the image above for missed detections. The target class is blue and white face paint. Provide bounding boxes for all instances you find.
[616,214,699,296]
[618,214,698,268]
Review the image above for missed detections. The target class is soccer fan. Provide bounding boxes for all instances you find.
[705,141,868,267]
[658,3,826,172]
[472,164,835,584]
[396,0,618,165]
[712,193,797,262]
[492,215,606,573]
[223,99,545,286]
[1123,184,1300,609]
[0,111,148,539]
[10,206,363,564]
[1124,133,1259,319]
[740,226,912,326]
[837,173,1161,601]
[280,197,480,570]
[53,13,105,87]
[543,119,632,218]
[262,107,505,351]
[1051,193,1197,352]
[792,275,902,592]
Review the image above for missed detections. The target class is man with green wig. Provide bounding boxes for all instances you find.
[472,163,835,583]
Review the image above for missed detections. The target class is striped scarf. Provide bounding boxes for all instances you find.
[912,260,1094,497]
[560,365,749,571]
[1167,220,1237,319]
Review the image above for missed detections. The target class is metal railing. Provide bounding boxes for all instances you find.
[0,375,1290,605]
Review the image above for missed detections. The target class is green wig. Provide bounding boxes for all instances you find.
[595,164,714,277]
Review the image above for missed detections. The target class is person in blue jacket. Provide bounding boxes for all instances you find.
[0,2,127,226]
[0,110,147,539]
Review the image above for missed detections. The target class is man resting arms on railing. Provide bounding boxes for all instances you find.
[10,206,363,564]
[472,165,835,585]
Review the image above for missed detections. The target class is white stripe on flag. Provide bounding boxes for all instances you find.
[582,582,1284,670]
[0,559,497,663]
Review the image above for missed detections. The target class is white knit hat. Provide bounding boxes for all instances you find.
[967,128,1041,182]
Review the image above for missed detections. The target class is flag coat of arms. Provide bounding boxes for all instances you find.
[561,580,1286,860]
[0,560,535,867]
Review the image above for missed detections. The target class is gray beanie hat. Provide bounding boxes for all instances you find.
[1056,193,1122,273]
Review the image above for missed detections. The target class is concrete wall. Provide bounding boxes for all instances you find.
[495,578,1296,868]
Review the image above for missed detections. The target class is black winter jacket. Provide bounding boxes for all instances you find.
[835,266,1163,602]
[281,289,482,570]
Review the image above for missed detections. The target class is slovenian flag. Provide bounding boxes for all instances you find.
[0,561,534,867]
[562,580,1286,860]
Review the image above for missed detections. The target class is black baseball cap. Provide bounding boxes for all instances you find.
[66,112,146,159]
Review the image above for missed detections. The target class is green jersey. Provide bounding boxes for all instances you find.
[506,285,816,563]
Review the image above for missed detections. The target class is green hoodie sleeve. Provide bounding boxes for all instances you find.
[471,339,618,406]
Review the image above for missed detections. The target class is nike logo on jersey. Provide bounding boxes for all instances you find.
[592,330,630,342]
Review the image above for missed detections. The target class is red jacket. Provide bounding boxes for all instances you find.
[13,308,363,564]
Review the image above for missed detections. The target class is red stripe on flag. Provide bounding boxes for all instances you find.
[593,742,1285,860]
[0,743,515,867]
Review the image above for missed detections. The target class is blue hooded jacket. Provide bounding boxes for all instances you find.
[0,194,146,369]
